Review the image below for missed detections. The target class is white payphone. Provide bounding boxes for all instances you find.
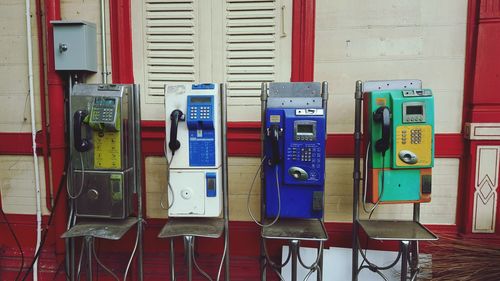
[164,83,223,217]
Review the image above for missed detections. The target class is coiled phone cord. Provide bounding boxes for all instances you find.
[247,157,282,228]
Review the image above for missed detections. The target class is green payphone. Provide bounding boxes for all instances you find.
[364,89,434,203]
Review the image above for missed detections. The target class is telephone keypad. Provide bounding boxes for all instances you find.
[410,129,422,144]
[189,106,212,120]
[285,144,322,182]
[91,98,116,123]
[300,148,313,162]
[287,146,318,163]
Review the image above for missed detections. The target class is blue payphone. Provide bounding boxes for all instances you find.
[263,82,328,219]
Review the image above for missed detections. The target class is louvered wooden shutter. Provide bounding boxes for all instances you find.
[226,0,277,97]
[225,0,279,100]
[144,0,198,104]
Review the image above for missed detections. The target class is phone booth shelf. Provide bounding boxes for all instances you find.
[351,80,438,281]
[259,82,329,281]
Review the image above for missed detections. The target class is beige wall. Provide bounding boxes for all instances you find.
[315,0,467,134]
[0,156,49,215]
[0,0,41,132]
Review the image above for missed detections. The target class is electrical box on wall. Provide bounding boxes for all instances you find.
[52,20,97,72]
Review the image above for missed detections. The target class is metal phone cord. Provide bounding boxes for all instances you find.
[247,157,282,228]
[298,241,324,281]
[161,139,175,210]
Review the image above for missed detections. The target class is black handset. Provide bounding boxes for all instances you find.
[74,110,91,152]
[373,106,391,155]
[268,124,281,165]
[169,109,185,154]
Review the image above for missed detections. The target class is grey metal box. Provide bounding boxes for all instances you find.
[52,20,97,72]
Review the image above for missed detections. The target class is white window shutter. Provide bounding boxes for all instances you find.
[132,0,291,120]
[144,0,199,104]
[225,0,278,98]
[225,0,291,121]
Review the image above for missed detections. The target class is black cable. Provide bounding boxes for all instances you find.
[0,205,24,281]
[21,157,69,281]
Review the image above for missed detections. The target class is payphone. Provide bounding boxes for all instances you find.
[164,83,223,217]
[364,89,434,203]
[69,84,137,219]
[263,82,328,219]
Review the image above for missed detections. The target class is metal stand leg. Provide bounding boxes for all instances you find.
[260,239,267,281]
[317,245,323,281]
[400,241,410,281]
[410,241,419,278]
[70,238,76,281]
[170,238,176,281]
[66,237,76,281]
[184,236,194,281]
[290,240,299,281]
[138,220,144,281]
[85,236,93,281]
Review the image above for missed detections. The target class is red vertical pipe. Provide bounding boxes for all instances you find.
[44,0,67,256]
[291,0,316,82]
[109,0,134,84]
[35,0,54,213]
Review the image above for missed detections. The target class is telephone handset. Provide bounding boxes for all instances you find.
[168,109,185,154]
[74,110,91,152]
[373,106,390,155]
[267,124,281,165]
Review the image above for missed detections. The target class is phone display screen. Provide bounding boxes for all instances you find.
[406,105,423,115]
[190,96,211,104]
[297,124,314,135]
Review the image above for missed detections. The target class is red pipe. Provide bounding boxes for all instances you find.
[35,0,53,213]
[43,0,67,257]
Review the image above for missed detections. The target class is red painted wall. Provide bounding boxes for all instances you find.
[461,0,500,236]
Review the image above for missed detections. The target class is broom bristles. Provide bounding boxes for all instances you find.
[414,235,500,280]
